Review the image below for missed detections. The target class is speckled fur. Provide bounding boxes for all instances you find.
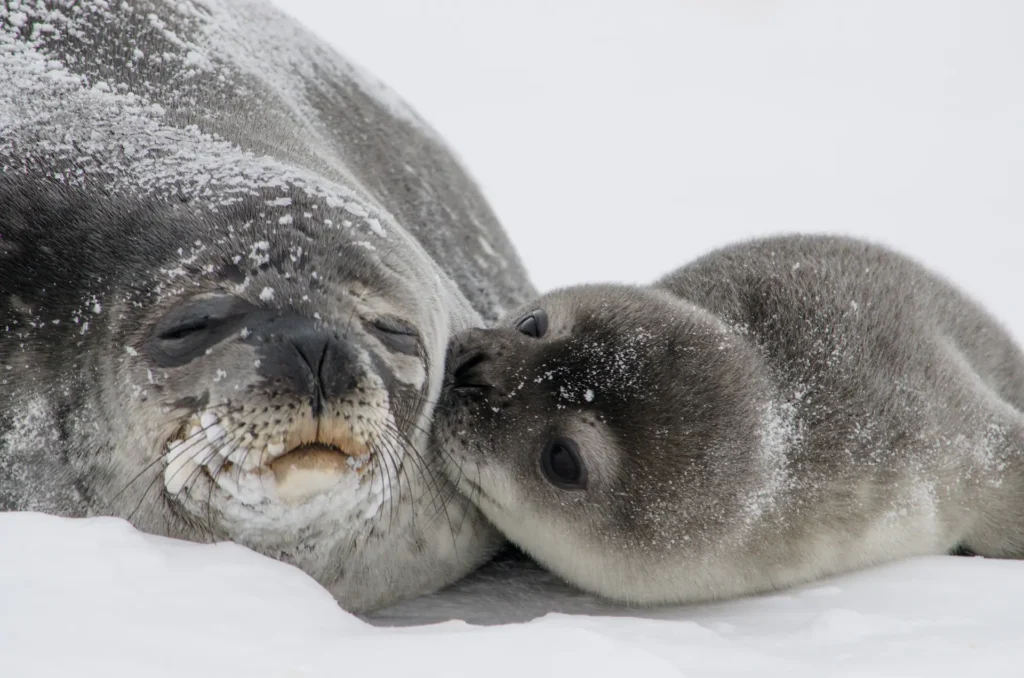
[437,235,1024,605]
[0,1,534,612]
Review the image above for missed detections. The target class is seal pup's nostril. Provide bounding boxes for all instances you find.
[450,349,492,392]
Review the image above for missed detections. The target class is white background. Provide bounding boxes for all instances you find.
[274,0,1024,335]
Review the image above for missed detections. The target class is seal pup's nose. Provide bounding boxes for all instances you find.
[448,338,493,393]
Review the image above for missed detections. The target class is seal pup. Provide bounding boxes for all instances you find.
[0,1,534,612]
[436,234,1024,605]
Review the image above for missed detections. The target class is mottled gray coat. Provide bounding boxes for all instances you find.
[0,0,534,612]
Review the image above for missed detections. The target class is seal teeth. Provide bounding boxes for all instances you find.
[200,411,219,429]
[267,441,286,456]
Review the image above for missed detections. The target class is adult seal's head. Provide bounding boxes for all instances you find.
[436,235,1024,606]
[0,1,534,612]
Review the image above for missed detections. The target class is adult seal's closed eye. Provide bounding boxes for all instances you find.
[0,1,534,612]
[436,235,1024,605]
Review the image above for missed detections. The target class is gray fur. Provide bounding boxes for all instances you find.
[0,0,534,612]
[436,234,1024,605]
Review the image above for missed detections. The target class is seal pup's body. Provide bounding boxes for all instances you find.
[438,235,1024,605]
[0,1,533,612]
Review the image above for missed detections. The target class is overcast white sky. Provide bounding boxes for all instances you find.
[271,1,1024,336]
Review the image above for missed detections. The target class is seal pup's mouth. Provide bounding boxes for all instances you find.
[162,408,374,504]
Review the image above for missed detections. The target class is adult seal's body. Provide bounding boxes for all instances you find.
[0,1,534,612]
[438,235,1024,605]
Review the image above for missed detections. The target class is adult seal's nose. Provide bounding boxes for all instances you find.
[251,315,360,414]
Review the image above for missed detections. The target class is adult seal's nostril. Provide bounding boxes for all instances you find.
[290,333,330,415]
[317,332,361,403]
[255,317,360,410]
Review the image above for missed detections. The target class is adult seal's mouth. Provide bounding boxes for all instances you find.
[268,444,369,494]
[163,407,376,504]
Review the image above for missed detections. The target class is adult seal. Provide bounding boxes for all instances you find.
[0,1,534,612]
[437,235,1024,605]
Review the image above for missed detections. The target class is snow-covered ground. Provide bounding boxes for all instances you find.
[3,511,1023,677]
[4,2,1024,676]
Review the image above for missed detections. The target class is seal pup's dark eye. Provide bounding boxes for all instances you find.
[515,309,548,338]
[367,316,420,356]
[540,437,587,490]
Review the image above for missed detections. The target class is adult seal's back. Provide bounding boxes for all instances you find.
[0,1,534,612]
[438,235,1024,605]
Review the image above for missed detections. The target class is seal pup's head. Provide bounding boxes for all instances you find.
[435,284,777,605]
[0,180,499,612]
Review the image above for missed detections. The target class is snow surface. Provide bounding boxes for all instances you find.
[4,1,1024,676]
[2,512,1023,677]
